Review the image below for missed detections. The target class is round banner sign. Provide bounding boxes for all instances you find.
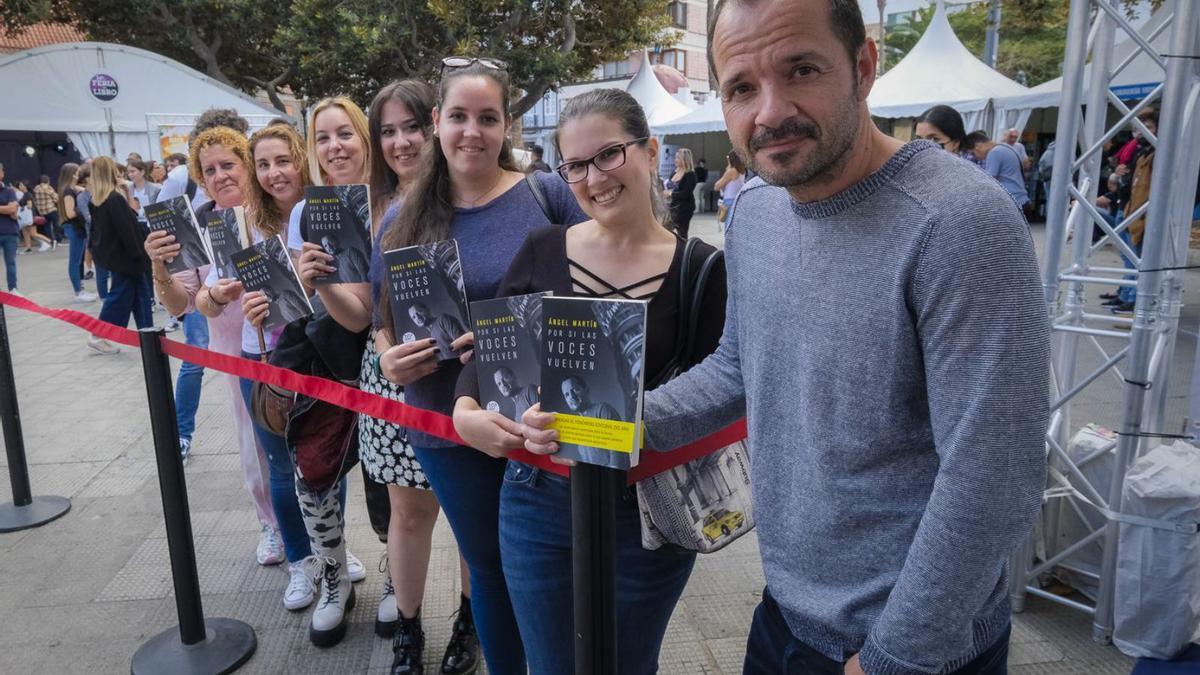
[89,73,119,102]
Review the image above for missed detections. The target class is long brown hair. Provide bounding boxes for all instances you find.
[89,157,122,206]
[368,79,435,216]
[247,123,312,237]
[378,61,519,331]
[56,163,79,218]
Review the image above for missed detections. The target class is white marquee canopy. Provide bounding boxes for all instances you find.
[0,42,279,160]
[867,0,1030,134]
[625,51,693,129]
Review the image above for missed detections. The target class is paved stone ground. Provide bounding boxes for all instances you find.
[1,212,1192,674]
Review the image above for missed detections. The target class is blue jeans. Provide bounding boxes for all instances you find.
[97,270,153,329]
[238,374,310,562]
[95,265,110,299]
[499,462,696,675]
[174,312,209,442]
[743,588,1010,674]
[1118,229,1140,304]
[65,223,86,293]
[0,233,17,291]
[411,444,525,675]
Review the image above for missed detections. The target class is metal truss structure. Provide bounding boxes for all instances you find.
[1008,0,1200,645]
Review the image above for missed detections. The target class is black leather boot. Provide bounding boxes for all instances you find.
[390,608,425,675]
[441,595,479,675]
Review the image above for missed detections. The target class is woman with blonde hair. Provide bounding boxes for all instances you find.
[143,124,313,615]
[87,156,151,353]
[664,147,697,237]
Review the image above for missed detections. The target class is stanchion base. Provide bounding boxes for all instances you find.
[0,495,71,533]
[131,618,256,675]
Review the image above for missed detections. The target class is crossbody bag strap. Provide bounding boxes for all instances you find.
[682,248,722,369]
[524,172,557,223]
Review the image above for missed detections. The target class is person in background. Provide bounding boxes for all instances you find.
[126,160,161,221]
[56,163,97,303]
[149,161,167,184]
[0,163,22,295]
[525,144,551,174]
[695,157,709,184]
[28,174,57,252]
[1003,128,1031,170]
[87,156,152,353]
[965,130,1030,213]
[664,147,697,238]
[714,150,747,229]
[914,105,979,166]
[1106,108,1158,315]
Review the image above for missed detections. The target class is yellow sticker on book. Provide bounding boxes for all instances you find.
[549,414,637,454]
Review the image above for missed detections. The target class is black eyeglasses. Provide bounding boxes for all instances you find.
[556,138,649,184]
[441,56,508,73]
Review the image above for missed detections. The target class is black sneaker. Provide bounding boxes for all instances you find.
[1101,297,1124,307]
[1099,292,1119,300]
[441,597,479,675]
[390,609,425,675]
[1111,301,1135,315]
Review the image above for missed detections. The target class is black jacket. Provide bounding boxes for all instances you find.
[90,192,150,275]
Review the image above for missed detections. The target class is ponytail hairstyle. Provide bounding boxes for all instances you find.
[306,96,372,187]
[378,60,519,332]
[247,123,312,237]
[368,79,436,215]
[552,88,667,224]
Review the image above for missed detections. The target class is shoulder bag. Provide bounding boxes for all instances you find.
[636,238,755,554]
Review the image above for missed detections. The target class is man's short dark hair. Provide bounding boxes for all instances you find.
[168,153,188,166]
[1138,108,1159,126]
[39,174,50,183]
[707,0,866,84]
[267,117,295,128]
[188,108,250,143]
[530,144,544,158]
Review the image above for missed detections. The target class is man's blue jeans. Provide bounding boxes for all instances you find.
[0,233,18,291]
[97,271,152,329]
[411,444,526,675]
[65,223,86,294]
[742,588,1011,674]
[174,312,209,442]
[498,462,696,675]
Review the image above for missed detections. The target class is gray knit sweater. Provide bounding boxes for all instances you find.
[644,141,1049,674]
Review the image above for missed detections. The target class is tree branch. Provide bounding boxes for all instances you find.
[246,64,296,113]
[154,1,235,87]
[511,5,577,118]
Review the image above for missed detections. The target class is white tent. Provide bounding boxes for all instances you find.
[0,42,280,160]
[993,0,1176,124]
[867,0,1030,134]
[657,93,725,136]
[626,51,692,129]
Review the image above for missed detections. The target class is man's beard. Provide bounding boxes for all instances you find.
[740,93,861,191]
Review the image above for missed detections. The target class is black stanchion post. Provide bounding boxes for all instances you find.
[0,304,71,532]
[571,463,618,675]
[130,329,256,674]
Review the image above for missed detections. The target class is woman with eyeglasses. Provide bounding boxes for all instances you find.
[453,88,727,674]
[914,105,980,165]
[375,57,587,675]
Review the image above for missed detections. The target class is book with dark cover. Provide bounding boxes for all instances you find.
[540,296,647,470]
[383,240,470,361]
[303,184,372,284]
[202,206,248,280]
[230,235,312,330]
[145,195,210,273]
[470,292,551,421]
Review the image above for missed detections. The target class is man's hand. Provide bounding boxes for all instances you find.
[844,653,866,675]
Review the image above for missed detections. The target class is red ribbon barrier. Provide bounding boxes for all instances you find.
[0,291,747,482]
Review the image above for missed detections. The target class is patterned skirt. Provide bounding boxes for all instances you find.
[358,335,429,489]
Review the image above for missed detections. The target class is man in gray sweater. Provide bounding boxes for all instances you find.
[524,0,1049,672]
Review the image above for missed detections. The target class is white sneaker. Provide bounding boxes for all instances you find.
[256,525,285,566]
[87,336,119,354]
[310,555,355,647]
[6,289,23,297]
[284,556,321,610]
[37,242,51,252]
[376,566,398,637]
[346,549,366,582]
[73,291,98,303]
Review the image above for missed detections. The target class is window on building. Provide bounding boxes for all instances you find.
[668,1,688,29]
[602,59,632,78]
[652,49,687,73]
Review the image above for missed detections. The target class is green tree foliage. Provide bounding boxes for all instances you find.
[882,0,1161,88]
[1,0,673,115]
